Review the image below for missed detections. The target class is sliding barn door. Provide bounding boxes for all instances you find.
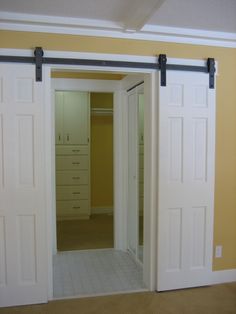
[157,71,215,290]
[0,64,48,306]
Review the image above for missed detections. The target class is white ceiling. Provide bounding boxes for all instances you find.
[0,0,236,47]
[149,0,236,33]
[0,0,235,33]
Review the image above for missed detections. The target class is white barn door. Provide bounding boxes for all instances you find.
[157,71,215,290]
[0,64,48,306]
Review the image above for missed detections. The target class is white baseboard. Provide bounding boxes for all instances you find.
[211,269,236,285]
[91,207,113,215]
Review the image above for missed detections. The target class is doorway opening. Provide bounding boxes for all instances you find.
[55,91,114,251]
[50,69,150,298]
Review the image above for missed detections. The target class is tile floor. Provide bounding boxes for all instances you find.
[53,249,147,298]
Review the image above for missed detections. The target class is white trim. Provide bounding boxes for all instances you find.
[0,12,122,31]
[45,65,56,300]
[52,78,121,92]
[91,207,113,215]
[0,11,236,48]
[143,71,158,291]
[211,269,236,285]
[113,90,128,252]
[49,67,157,293]
[52,288,148,301]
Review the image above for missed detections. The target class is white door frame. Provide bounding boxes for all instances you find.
[46,67,158,299]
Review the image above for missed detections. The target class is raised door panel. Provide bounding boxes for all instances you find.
[63,92,89,145]
[55,92,64,144]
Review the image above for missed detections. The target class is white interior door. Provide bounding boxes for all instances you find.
[0,64,48,306]
[157,71,215,290]
[127,91,139,257]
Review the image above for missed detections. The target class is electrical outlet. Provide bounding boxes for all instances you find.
[215,245,223,258]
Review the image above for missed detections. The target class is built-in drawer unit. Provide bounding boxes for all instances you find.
[55,92,90,221]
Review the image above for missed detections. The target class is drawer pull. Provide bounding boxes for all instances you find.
[72,176,80,179]
[72,192,80,195]
[72,162,80,165]
[72,149,80,152]
[73,206,80,209]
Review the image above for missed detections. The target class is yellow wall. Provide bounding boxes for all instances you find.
[90,93,113,208]
[1,30,236,271]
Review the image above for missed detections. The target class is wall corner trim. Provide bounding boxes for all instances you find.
[211,269,236,285]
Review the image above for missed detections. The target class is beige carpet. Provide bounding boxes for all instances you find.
[57,214,113,251]
[57,214,144,251]
[0,283,235,314]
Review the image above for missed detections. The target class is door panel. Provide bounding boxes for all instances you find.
[0,64,48,307]
[157,71,215,291]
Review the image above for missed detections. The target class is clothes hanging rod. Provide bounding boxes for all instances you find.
[91,108,113,116]
[0,47,215,88]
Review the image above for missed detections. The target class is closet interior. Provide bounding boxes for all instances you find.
[55,91,114,251]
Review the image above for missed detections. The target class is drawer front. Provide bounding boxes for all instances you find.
[57,200,90,216]
[56,185,89,200]
[56,155,89,170]
[56,145,89,155]
[56,170,88,185]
